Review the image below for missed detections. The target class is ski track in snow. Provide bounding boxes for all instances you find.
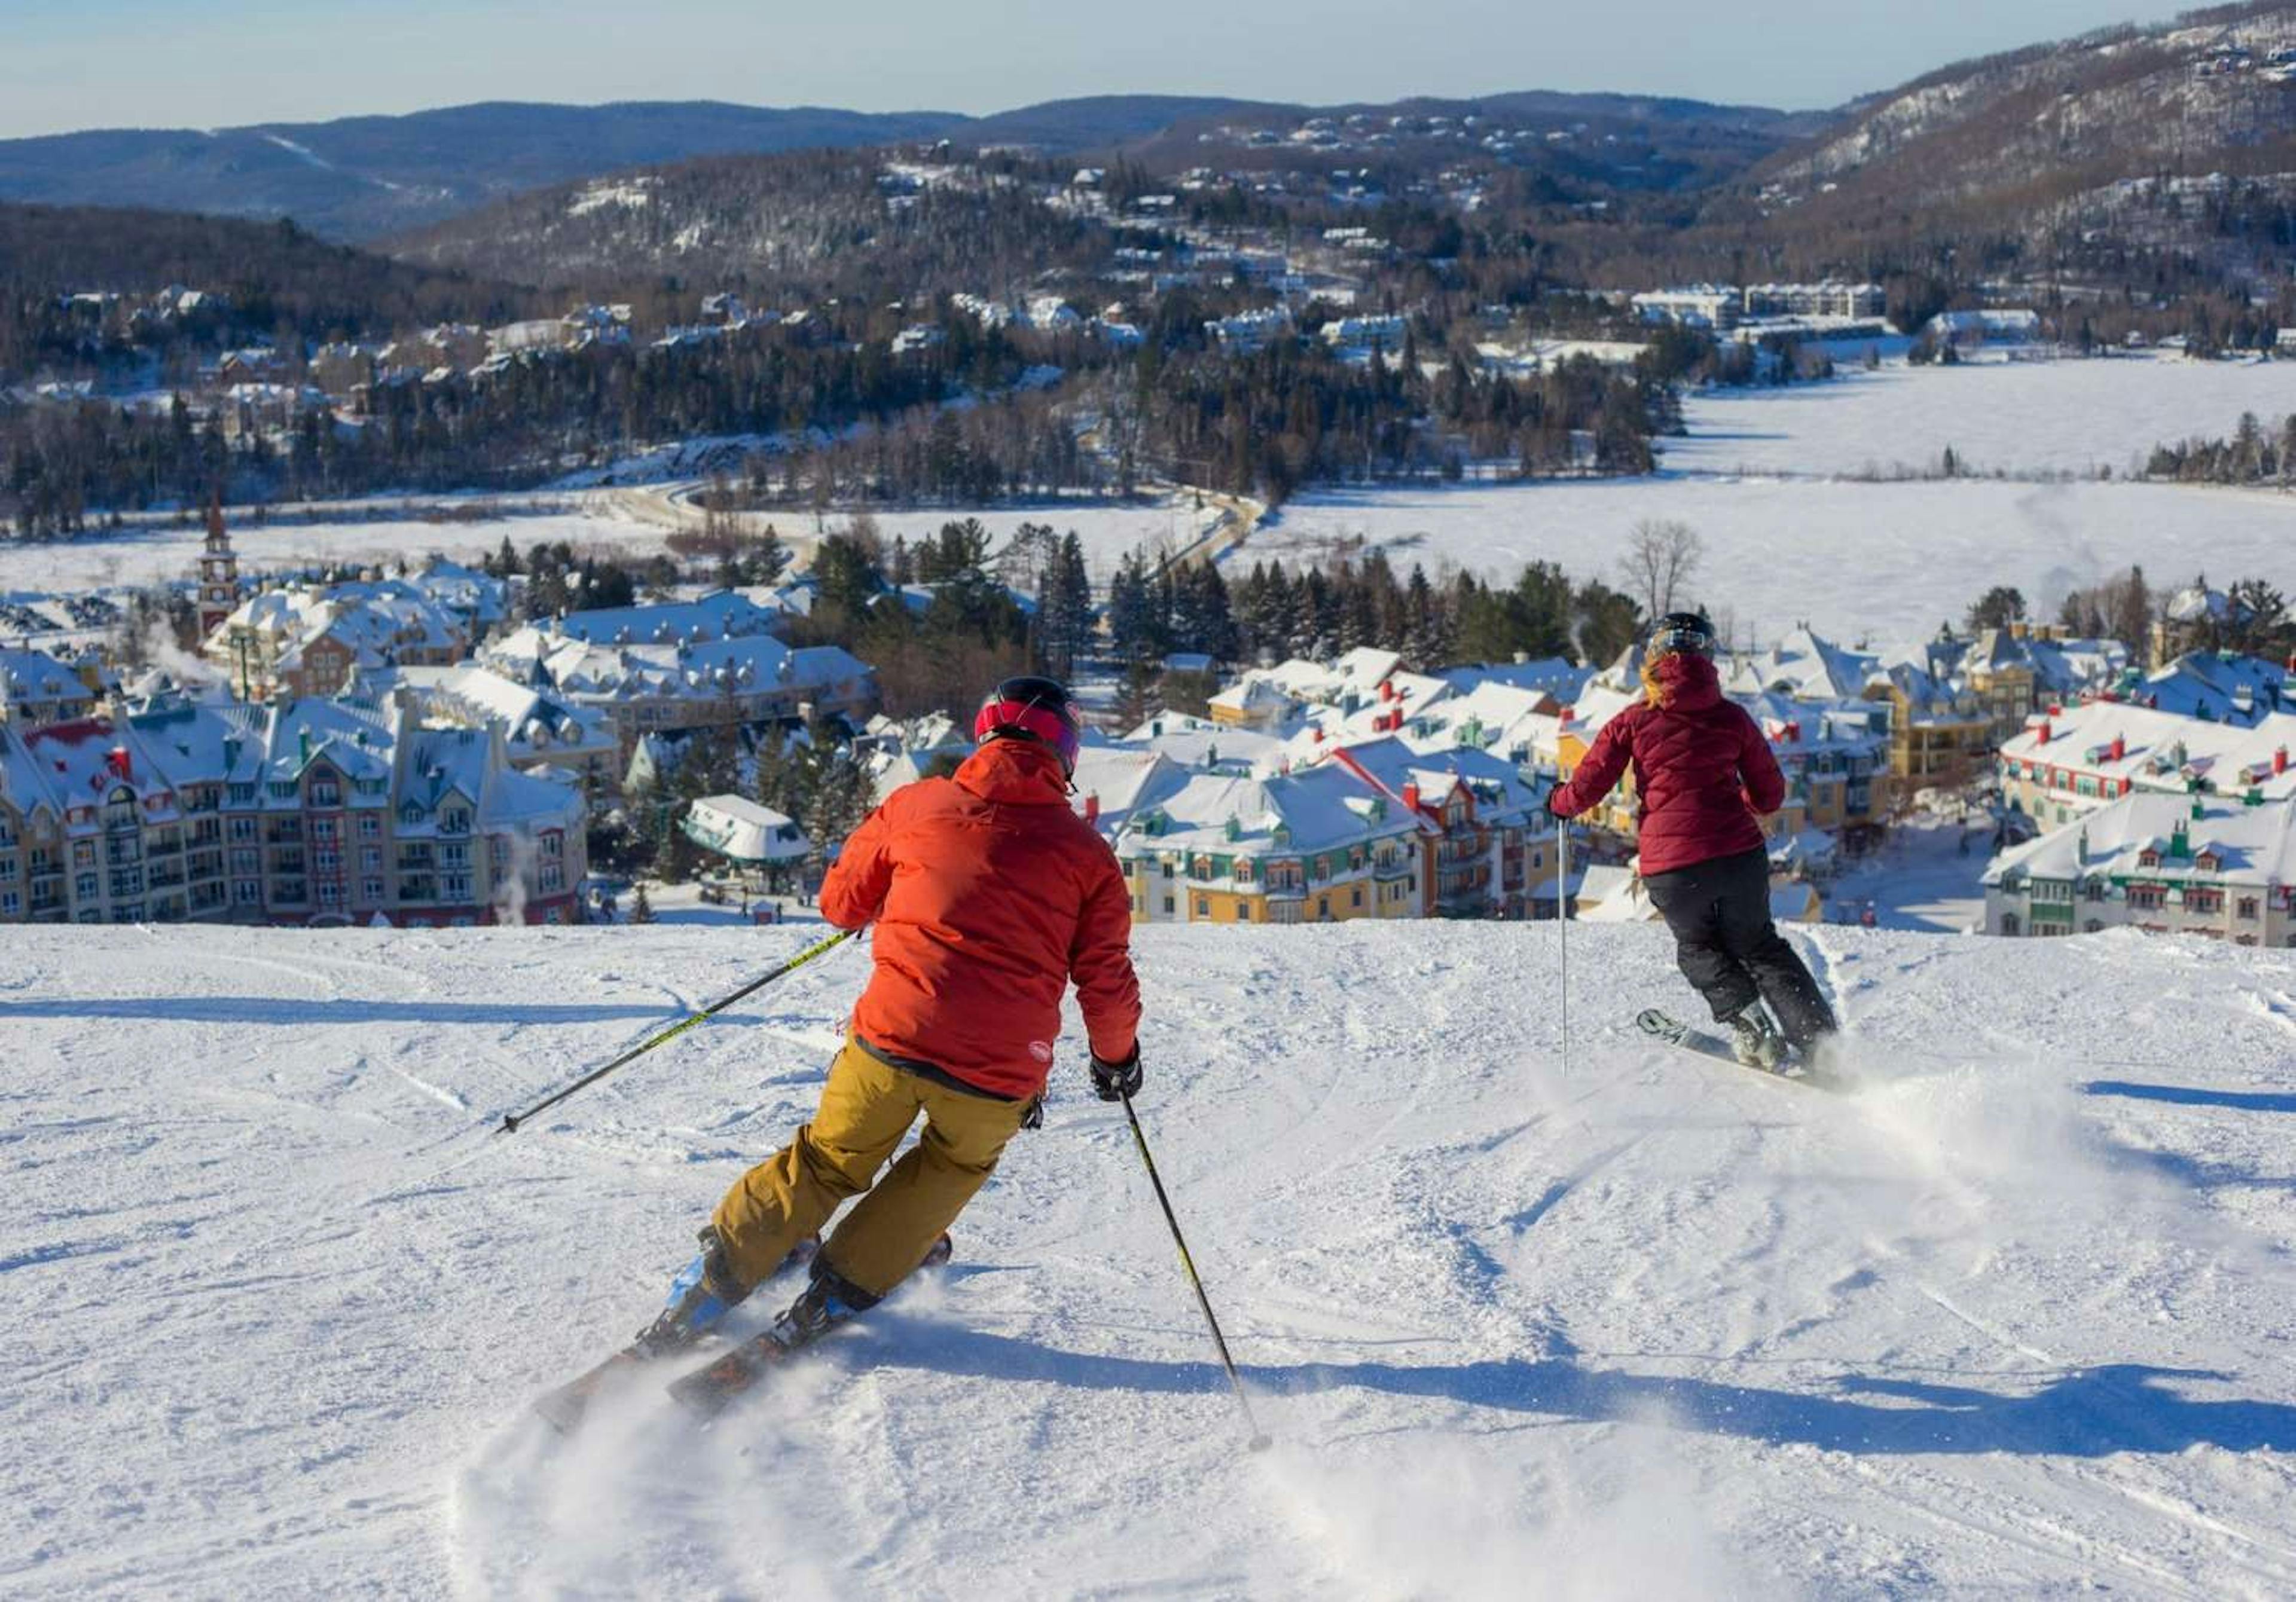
[2,921,2294,1600]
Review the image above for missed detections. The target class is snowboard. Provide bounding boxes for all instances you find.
[532,1234,820,1436]
[1635,1008,1842,1091]
[667,1233,954,1423]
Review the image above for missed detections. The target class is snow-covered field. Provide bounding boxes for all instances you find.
[1245,357,2296,644]
[1671,354,2296,480]
[7,921,2293,1600]
[0,507,662,601]
[1254,476,2296,645]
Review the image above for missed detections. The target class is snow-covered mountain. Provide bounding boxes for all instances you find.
[1752,4,2296,261]
[8,920,2294,1598]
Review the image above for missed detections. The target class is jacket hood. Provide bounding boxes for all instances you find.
[1641,649,1724,712]
[955,738,1073,805]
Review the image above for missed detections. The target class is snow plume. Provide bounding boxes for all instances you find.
[452,1366,848,1597]
[488,830,536,926]
[1251,1422,1778,1600]
[135,616,230,691]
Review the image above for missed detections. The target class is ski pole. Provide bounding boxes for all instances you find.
[1557,817,1571,1078]
[1119,1087,1272,1453]
[496,927,855,1135]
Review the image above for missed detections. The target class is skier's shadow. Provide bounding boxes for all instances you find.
[869,1322,2296,1459]
[0,997,734,1026]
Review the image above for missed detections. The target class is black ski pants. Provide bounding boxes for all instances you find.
[1639,846,1836,1047]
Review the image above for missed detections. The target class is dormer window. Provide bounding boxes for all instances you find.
[2138,849,2160,869]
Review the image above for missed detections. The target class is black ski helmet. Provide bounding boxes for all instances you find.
[972,674,1083,775]
[1647,612,1716,659]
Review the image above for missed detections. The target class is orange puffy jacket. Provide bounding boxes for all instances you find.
[820,738,1141,1099]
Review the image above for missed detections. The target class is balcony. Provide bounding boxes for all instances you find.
[264,825,301,846]
[396,852,434,874]
[398,877,438,904]
[147,837,182,858]
[1373,857,1412,881]
[148,867,185,889]
[270,852,307,875]
[272,881,309,906]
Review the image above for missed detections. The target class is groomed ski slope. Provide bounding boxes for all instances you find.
[4,921,2293,1600]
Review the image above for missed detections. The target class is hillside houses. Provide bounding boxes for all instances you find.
[479,619,875,757]
[202,577,480,700]
[1995,698,2296,831]
[1,647,99,726]
[1111,732,1555,925]
[1984,792,2296,942]
[0,691,584,928]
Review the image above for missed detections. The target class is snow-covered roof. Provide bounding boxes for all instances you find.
[683,794,813,863]
[548,592,781,647]
[1986,791,2296,889]
[2000,699,2296,802]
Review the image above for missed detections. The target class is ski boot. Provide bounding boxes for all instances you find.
[635,1225,761,1358]
[769,1256,882,1350]
[1726,1005,1785,1072]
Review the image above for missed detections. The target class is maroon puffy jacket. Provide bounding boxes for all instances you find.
[1547,652,1783,876]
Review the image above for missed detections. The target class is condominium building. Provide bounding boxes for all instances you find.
[0,692,585,928]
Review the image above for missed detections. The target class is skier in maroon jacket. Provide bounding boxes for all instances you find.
[1547,613,1837,1069]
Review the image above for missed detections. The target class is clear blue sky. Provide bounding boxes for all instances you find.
[0,0,2177,139]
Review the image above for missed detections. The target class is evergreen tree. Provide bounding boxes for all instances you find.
[628,882,657,924]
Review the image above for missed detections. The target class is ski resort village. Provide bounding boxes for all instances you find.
[9,5,2296,1598]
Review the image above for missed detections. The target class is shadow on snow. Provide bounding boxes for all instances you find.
[2086,1079,2296,1115]
[872,1323,2296,1458]
[0,997,718,1027]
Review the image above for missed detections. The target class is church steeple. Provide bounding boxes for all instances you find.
[196,494,240,641]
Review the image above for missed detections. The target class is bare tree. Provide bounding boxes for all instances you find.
[1621,519,1703,620]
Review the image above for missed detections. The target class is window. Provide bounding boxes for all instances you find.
[542,864,563,892]
[1162,896,1174,914]
[0,858,13,883]
[230,817,257,842]
[362,847,381,871]
[362,879,384,903]
[234,880,261,906]
[231,849,258,874]
[312,818,337,843]
[1196,897,1209,918]
[2240,897,2260,921]
[316,849,340,873]
[312,781,340,807]
[443,874,472,902]
[442,842,469,868]
[1351,887,1363,909]
[542,833,563,858]
[0,890,17,918]
[358,814,380,839]
[75,872,97,900]
[72,841,94,870]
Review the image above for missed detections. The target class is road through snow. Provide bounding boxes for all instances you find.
[2,921,2292,1599]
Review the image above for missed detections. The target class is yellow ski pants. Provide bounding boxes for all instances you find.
[712,1038,1027,1298]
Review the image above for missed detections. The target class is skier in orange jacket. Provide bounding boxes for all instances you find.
[643,675,1142,1351]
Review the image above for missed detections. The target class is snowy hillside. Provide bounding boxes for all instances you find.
[6,921,2294,1598]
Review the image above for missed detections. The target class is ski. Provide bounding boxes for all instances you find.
[1635,1008,1843,1090]
[532,1234,819,1436]
[667,1233,953,1424]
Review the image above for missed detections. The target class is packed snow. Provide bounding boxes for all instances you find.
[5,920,2293,1598]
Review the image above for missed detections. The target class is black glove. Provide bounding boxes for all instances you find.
[1090,1047,1143,1103]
